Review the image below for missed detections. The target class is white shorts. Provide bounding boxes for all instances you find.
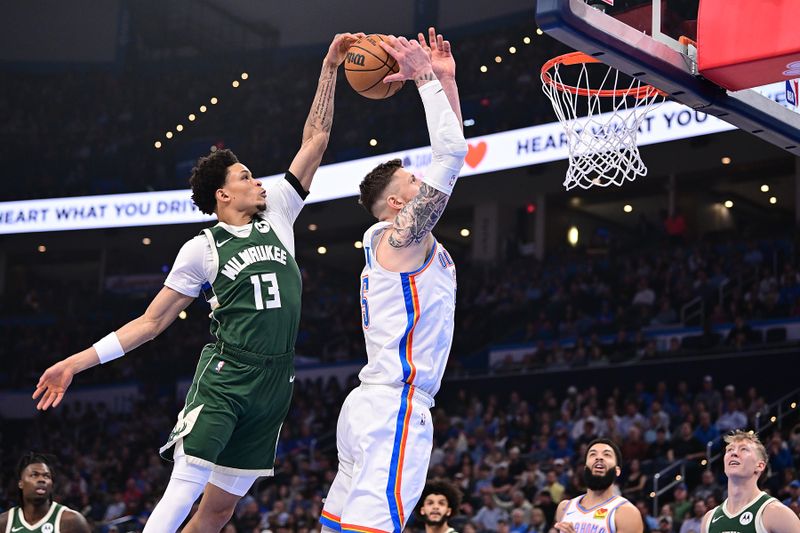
[320,383,434,533]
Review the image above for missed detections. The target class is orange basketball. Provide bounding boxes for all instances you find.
[344,34,404,100]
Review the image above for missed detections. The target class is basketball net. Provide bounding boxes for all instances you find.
[541,52,666,190]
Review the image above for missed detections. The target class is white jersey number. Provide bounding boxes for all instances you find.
[250,273,282,310]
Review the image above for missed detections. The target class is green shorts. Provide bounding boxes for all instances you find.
[160,342,294,476]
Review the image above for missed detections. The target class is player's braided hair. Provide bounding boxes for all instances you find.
[17,452,57,504]
[359,158,404,218]
[189,149,239,215]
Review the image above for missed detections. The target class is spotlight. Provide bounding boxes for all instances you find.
[724,200,733,208]
[623,204,633,213]
[536,28,544,36]
[523,36,531,44]
[494,56,503,63]
[38,245,46,253]
[509,46,517,54]
[200,105,207,113]
[154,141,162,149]
[760,184,769,192]
[721,156,731,165]
[460,228,470,237]
[369,139,378,147]
[769,196,777,204]
[176,125,184,132]
[480,65,488,73]
[166,131,173,139]
[308,223,318,231]
[179,311,187,320]
[188,114,196,121]
[354,241,363,249]
[142,237,152,245]
[241,72,249,80]
[317,246,327,255]
[210,97,218,105]
[567,226,579,246]
[232,80,240,88]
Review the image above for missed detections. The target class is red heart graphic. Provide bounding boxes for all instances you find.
[465,141,487,168]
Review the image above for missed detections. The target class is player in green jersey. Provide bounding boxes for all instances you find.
[31,31,364,533]
[701,430,799,533]
[0,453,90,533]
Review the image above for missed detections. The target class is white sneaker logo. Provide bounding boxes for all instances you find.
[712,515,723,523]
[12,527,25,532]
[289,375,295,383]
[216,237,233,247]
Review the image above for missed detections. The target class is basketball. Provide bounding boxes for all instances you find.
[344,34,404,100]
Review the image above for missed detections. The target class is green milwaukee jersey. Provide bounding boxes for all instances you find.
[6,502,67,533]
[202,217,302,356]
[707,492,776,533]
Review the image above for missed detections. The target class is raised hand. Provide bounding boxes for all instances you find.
[325,32,367,67]
[380,36,435,86]
[418,27,455,81]
[32,359,75,410]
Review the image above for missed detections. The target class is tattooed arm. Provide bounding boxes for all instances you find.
[288,32,364,191]
[377,36,467,272]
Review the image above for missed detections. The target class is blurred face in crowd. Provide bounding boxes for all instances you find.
[420,492,452,527]
[583,442,620,491]
[693,500,707,518]
[19,463,53,504]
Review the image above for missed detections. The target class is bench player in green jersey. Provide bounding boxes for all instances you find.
[31,31,365,533]
[701,430,799,533]
[0,453,90,533]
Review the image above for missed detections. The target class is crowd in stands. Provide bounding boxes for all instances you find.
[1,374,799,532]
[1,16,554,201]
[1,229,799,390]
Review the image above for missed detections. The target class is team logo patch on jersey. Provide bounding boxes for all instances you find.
[740,511,753,525]
[254,220,271,233]
[42,523,54,533]
[594,508,609,519]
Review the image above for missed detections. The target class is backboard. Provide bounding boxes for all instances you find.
[536,0,800,156]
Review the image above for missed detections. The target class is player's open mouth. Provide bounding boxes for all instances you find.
[35,487,47,494]
[728,460,740,466]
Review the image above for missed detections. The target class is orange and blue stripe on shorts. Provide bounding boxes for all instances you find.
[383,272,421,532]
[320,510,342,532]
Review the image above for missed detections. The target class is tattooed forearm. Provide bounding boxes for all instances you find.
[388,183,450,248]
[304,63,337,138]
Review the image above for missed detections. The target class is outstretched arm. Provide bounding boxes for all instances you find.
[418,27,463,128]
[288,32,364,190]
[376,36,467,270]
[33,286,194,410]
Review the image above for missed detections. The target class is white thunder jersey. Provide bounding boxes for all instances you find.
[358,221,457,398]
[561,494,631,533]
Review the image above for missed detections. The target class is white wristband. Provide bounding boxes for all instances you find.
[93,332,125,364]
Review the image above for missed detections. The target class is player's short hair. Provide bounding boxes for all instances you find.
[585,437,623,466]
[17,452,56,504]
[359,158,403,218]
[189,149,239,215]
[724,430,768,463]
[417,479,462,518]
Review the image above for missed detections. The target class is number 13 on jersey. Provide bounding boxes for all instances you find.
[250,272,281,310]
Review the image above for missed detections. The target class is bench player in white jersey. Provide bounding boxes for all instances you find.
[320,28,468,533]
[551,439,643,533]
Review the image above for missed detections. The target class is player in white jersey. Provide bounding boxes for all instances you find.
[552,439,642,533]
[320,28,467,533]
